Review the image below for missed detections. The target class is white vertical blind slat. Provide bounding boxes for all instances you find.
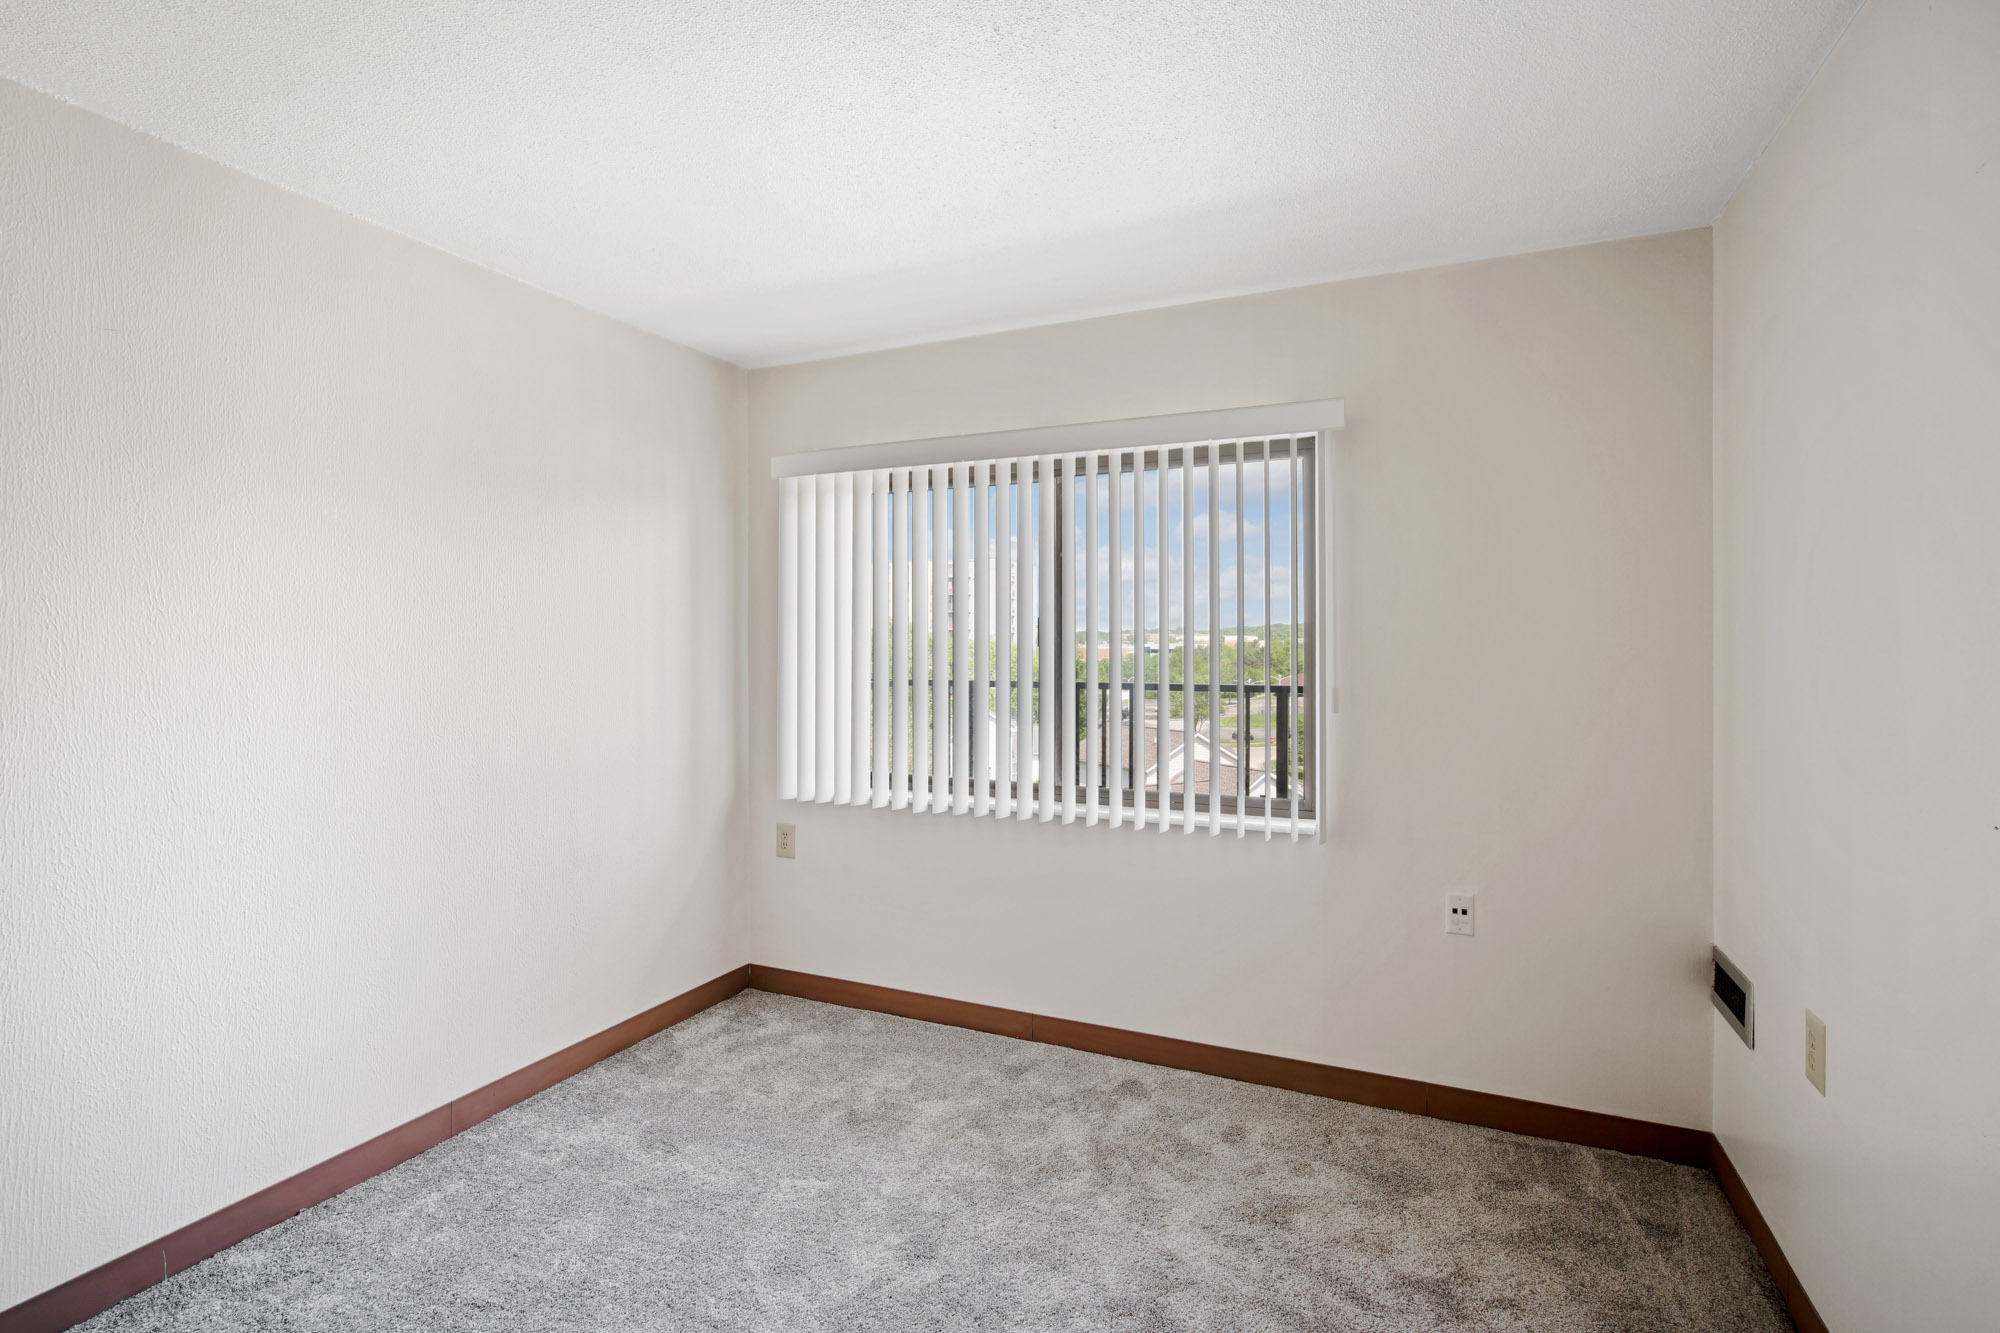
[1287,439,1301,839]
[817,474,839,804]
[1261,443,1274,839]
[1137,459,1147,826]
[778,476,799,801]
[1085,453,1102,827]
[913,470,933,812]
[1048,456,1064,820]
[834,472,854,805]
[868,470,889,806]
[1016,458,1030,818]
[1135,453,1148,828]
[852,471,874,805]
[1134,453,1147,828]
[974,462,993,818]
[798,473,818,802]
[1207,442,1221,838]
[933,466,952,815]
[1156,451,1170,833]
[1063,455,1079,824]
[996,461,1014,819]
[1232,448,1247,835]
[1304,440,1323,843]
[953,466,973,814]
[1024,458,1043,822]
[892,472,910,810]
[1181,445,1195,835]
[1110,452,1125,828]
[1138,454,1150,828]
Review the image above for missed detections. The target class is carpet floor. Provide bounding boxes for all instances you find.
[80,991,1792,1331]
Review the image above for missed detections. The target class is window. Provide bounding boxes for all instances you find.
[776,402,1339,840]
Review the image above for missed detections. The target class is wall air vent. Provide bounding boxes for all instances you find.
[1711,946,1754,1048]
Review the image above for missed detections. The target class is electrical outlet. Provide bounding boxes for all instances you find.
[1805,1009,1826,1095]
[775,822,796,859]
[1445,892,1475,937]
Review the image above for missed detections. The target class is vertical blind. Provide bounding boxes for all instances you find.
[778,436,1322,839]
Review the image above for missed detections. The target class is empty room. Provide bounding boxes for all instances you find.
[3,1,1994,1329]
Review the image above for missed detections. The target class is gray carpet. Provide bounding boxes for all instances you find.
[81,992,1792,1331]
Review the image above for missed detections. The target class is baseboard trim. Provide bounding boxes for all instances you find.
[1028,1011,1433,1116]
[8,964,1826,1333]
[0,965,751,1333]
[0,1249,161,1333]
[450,966,751,1131]
[746,964,1826,1330]
[1423,1084,1708,1166]
[1710,1137,1828,1333]
[747,964,1708,1164]
[748,964,1035,1039]
[159,1105,455,1280]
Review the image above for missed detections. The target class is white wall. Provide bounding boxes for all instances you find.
[1712,0,2000,1327]
[0,79,748,1307]
[748,232,1716,1129]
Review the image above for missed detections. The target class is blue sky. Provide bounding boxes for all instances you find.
[894,454,1306,635]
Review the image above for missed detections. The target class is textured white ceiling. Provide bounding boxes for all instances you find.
[1,1,1860,366]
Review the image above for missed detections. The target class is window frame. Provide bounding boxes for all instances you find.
[774,400,1342,840]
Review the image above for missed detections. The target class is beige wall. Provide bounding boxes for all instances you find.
[1712,0,2000,1326]
[0,79,748,1306]
[748,231,1715,1128]
[35,5,1993,1308]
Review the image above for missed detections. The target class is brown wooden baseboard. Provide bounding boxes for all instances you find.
[748,964,1706,1164]
[1711,1137,1828,1333]
[1029,1012,1433,1115]
[0,965,751,1333]
[8,963,1826,1333]
[160,1106,454,1279]
[0,1248,161,1333]
[745,965,1819,1328]
[1425,1083,1711,1167]
[748,964,1034,1039]
[452,966,751,1131]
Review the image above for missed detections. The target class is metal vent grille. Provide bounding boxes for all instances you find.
[1711,946,1754,1048]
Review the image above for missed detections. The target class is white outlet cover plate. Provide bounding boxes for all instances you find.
[1446,892,1476,937]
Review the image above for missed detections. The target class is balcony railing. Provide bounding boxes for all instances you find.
[892,677,1310,816]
